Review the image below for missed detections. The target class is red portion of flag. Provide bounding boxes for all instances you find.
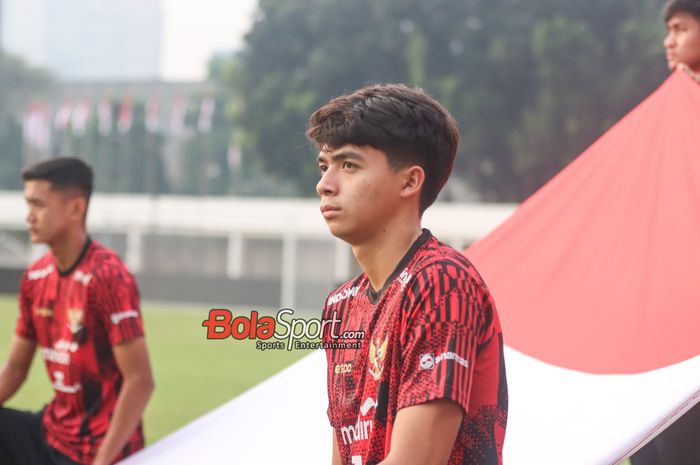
[465,70,700,374]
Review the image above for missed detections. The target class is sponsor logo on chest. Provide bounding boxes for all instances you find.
[327,285,360,305]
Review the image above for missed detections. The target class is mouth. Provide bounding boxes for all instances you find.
[320,205,341,219]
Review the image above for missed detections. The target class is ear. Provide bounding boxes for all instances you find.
[398,165,425,200]
[69,195,88,223]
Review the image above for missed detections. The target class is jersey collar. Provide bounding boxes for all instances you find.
[56,236,93,277]
[366,228,432,304]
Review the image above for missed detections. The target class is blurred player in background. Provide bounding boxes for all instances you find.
[308,84,508,465]
[629,1,700,464]
[0,157,154,465]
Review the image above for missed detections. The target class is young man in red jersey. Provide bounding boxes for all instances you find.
[0,157,154,465]
[308,84,508,465]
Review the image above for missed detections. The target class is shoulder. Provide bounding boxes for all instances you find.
[83,241,137,288]
[24,252,55,281]
[400,237,496,325]
[410,237,490,296]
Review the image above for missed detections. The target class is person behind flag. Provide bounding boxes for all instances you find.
[664,0,700,81]
[308,84,508,465]
[629,2,700,464]
[0,157,155,465]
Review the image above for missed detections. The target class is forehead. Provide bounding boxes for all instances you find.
[24,179,68,201]
[667,11,700,27]
[318,144,384,160]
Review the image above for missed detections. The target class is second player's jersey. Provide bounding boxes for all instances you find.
[15,239,145,465]
[323,230,508,465]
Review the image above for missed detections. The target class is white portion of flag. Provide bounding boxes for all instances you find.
[117,349,700,465]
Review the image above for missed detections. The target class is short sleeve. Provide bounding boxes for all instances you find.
[90,265,144,346]
[397,278,487,415]
[15,273,36,341]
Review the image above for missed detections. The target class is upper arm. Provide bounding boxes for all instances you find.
[4,335,37,377]
[112,337,153,385]
[91,265,145,346]
[382,399,463,465]
[332,429,341,465]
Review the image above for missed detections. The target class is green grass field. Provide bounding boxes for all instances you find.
[0,294,312,445]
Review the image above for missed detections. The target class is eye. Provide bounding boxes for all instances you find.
[318,164,328,175]
[342,161,356,169]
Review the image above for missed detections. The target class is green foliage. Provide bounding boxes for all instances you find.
[214,0,669,201]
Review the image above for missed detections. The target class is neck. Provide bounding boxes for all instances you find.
[50,230,88,273]
[352,218,422,292]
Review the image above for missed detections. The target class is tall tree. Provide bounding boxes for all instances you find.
[215,0,668,201]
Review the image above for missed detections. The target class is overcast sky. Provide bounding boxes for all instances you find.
[160,0,258,81]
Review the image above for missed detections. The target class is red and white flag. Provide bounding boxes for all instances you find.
[71,101,91,137]
[226,144,242,169]
[145,98,160,133]
[54,101,73,131]
[465,69,700,464]
[170,97,187,135]
[117,99,133,134]
[197,97,215,133]
[23,103,52,150]
[97,99,112,136]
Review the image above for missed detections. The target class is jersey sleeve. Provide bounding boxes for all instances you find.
[14,272,36,341]
[90,265,144,346]
[397,267,492,414]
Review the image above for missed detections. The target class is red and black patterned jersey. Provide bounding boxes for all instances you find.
[15,239,145,465]
[322,229,508,465]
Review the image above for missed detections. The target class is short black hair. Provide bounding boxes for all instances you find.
[22,157,93,200]
[306,83,459,214]
[664,0,700,22]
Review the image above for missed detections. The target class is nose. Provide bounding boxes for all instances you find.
[664,32,675,49]
[316,167,338,197]
[25,206,37,226]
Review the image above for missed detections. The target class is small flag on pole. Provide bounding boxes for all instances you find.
[145,98,160,133]
[117,99,133,134]
[54,101,73,131]
[197,97,215,133]
[71,101,91,137]
[97,100,113,136]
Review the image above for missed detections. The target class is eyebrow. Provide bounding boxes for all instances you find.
[318,150,365,163]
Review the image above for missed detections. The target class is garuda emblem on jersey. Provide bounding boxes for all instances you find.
[67,308,84,334]
[368,333,389,381]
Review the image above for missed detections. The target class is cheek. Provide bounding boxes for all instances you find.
[680,32,700,57]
